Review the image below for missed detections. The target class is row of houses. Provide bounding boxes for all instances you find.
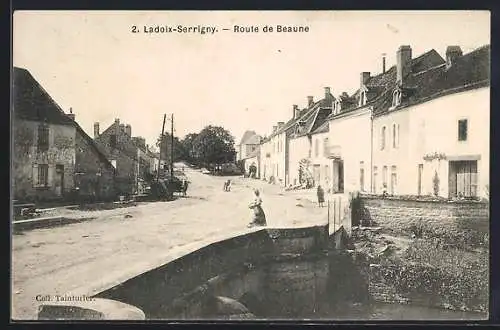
[12,67,161,203]
[250,44,489,200]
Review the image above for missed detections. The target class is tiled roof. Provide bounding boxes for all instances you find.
[13,67,75,126]
[328,48,445,120]
[75,123,115,170]
[311,120,329,134]
[373,44,490,116]
[13,68,115,169]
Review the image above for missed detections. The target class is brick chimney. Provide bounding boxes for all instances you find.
[396,45,412,86]
[382,53,387,73]
[307,96,314,107]
[277,121,285,129]
[360,72,371,88]
[93,122,100,138]
[446,46,463,69]
[125,124,131,137]
[293,104,300,119]
[272,125,278,133]
[324,87,332,98]
[67,107,75,121]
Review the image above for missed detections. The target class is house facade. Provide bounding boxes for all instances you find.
[259,121,288,184]
[93,120,156,196]
[74,124,116,201]
[287,88,335,188]
[372,45,490,199]
[236,131,261,177]
[12,67,115,203]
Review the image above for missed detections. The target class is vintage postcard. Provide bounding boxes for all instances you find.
[11,10,490,321]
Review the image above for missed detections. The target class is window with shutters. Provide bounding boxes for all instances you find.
[382,166,388,189]
[380,126,386,150]
[37,125,49,152]
[34,164,49,187]
[390,166,397,195]
[392,123,399,148]
[449,160,478,198]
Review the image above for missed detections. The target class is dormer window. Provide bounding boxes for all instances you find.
[333,100,341,114]
[359,91,367,107]
[392,89,402,108]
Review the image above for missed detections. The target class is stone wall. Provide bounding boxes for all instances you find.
[358,195,489,235]
[38,225,333,320]
[13,119,76,202]
[94,121,137,195]
[74,129,115,201]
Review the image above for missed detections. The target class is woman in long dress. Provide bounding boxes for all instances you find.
[247,189,267,227]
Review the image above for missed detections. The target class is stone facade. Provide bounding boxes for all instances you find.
[12,118,76,202]
[358,196,489,236]
[74,127,115,201]
[94,119,139,196]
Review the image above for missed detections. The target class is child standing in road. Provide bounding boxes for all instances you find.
[317,185,325,207]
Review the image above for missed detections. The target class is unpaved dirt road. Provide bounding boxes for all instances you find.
[11,164,328,320]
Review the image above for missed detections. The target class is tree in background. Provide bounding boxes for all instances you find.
[180,133,199,164]
[192,125,236,168]
[156,133,185,165]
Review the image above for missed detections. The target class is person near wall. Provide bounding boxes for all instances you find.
[317,185,325,207]
[247,189,267,228]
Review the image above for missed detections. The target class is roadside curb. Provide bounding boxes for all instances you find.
[13,216,96,232]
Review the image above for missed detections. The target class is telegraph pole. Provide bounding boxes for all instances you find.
[170,113,174,182]
[157,114,166,181]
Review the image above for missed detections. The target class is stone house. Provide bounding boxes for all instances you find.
[93,120,156,196]
[12,67,115,203]
[371,45,490,199]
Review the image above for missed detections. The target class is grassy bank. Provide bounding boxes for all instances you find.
[350,223,489,313]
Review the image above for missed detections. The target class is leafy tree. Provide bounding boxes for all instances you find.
[192,125,236,167]
[180,133,199,163]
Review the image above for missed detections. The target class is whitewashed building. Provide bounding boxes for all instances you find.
[372,45,490,199]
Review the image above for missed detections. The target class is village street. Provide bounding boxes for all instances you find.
[11,163,330,320]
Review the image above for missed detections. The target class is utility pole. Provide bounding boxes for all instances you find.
[157,114,166,181]
[170,113,174,182]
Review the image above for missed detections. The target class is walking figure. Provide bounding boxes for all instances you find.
[182,179,189,197]
[247,189,267,228]
[317,185,325,207]
[226,180,231,192]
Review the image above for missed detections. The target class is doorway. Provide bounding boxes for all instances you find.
[55,165,64,197]
[449,160,478,198]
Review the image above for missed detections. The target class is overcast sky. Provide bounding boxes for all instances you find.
[13,11,490,147]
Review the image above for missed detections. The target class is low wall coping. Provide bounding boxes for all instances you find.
[65,225,329,299]
[359,194,488,205]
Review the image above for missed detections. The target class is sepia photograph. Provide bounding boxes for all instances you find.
[11,10,490,321]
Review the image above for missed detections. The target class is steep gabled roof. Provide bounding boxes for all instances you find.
[13,67,75,126]
[75,123,115,170]
[373,44,490,116]
[327,48,446,120]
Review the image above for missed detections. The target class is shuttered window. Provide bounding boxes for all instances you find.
[33,164,49,187]
[37,125,49,152]
[455,161,477,197]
